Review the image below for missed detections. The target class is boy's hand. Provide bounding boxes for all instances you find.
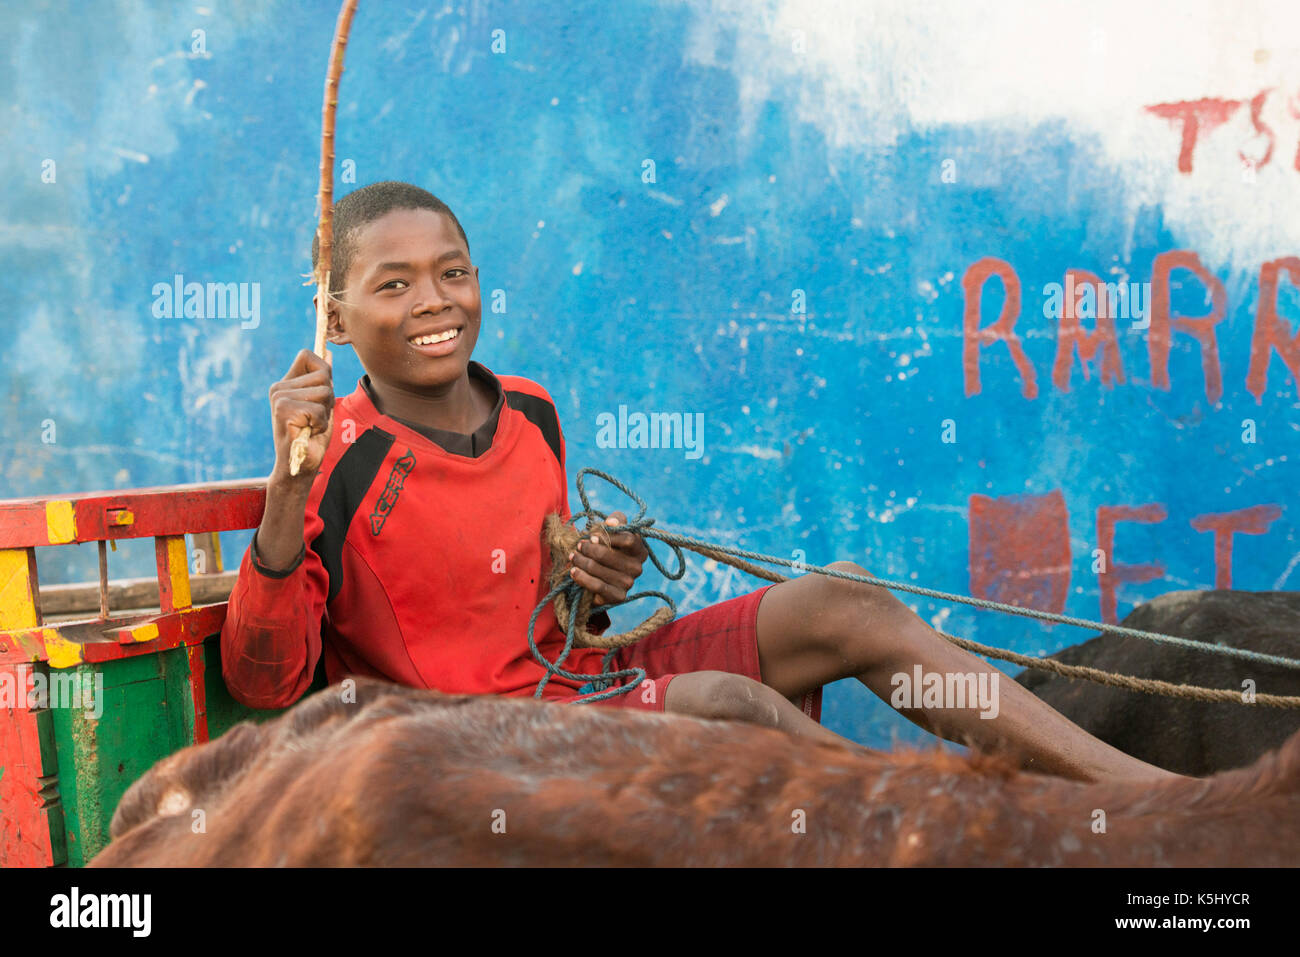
[567,511,649,607]
[269,349,334,486]
[255,350,334,572]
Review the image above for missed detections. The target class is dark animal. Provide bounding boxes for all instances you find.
[1016,590,1300,775]
[90,676,1300,866]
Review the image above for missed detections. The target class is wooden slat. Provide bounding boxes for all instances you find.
[0,549,40,632]
[155,535,192,614]
[0,480,267,548]
[0,603,229,666]
[37,571,239,619]
[191,531,222,574]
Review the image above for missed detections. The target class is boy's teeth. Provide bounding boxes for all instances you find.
[410,329,459,345]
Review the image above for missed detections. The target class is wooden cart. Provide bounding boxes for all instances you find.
[0,480,299,866]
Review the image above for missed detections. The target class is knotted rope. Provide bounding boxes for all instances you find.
[529,468,1300,708]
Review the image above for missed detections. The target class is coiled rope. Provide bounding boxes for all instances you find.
[528,468,1300,708]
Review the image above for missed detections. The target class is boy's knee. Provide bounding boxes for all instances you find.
[782,561,900,667]
[818,560,896,617]
[671,672,782,728]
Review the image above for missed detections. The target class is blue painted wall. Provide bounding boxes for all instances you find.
[3,0,1297,749]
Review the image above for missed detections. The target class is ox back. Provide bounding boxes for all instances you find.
[1015,590,1300,776]
[90,676,1300,867]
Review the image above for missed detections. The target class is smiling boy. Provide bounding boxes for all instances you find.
[222,181,1177,782]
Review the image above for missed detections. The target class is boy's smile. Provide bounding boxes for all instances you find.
[325,207,492,434]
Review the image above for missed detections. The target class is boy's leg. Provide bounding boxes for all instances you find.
[591,587,860,751]
[662,670,866,752]
[753,563,1180,783]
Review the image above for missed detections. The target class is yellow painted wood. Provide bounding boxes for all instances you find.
[130,623,159,642]
[45,501,76,544]
[161,535,192,611]
[0,548,39,631]
[43,629,83,667]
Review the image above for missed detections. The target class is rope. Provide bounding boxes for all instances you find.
[939,634,1300,707]
[528,468,1300,708]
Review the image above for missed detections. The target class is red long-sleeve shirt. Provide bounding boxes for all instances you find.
[221,360,611,709]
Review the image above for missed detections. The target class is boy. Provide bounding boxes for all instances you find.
[222,181,1176,783]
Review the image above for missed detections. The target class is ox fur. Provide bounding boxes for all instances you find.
[90,676,1300,867]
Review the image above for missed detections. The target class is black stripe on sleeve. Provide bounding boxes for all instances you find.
[505,390,563,468]
[310,426,396,603]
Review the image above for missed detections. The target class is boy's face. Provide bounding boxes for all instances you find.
[325,208,480,392]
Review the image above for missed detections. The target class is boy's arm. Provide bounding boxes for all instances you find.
[552,402,615,636]
[220,479,330,709]
[221,349,334,709]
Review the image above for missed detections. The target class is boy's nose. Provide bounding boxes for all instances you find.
[411,277,453,313]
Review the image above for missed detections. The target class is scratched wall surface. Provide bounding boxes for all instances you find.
[3,0,1299,750]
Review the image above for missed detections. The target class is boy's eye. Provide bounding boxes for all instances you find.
[379,279,408,291]
[445,268,469,279]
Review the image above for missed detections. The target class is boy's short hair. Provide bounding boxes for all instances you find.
[311,181,470,296]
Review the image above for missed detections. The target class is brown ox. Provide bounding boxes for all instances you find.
[90,677,1300,866]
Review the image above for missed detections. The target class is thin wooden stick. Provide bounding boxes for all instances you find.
[289,0,359,476]
[98,539,109,619]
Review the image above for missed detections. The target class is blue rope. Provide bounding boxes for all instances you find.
[528,468,1300,702]
[527,577,657,703]
[527,468,695,703]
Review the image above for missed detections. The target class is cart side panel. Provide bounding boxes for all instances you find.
[0,662,67,867]
[51,652,194,867]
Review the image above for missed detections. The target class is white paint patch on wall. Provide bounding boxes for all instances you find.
[680,0,1300,270]
[179,323,249,426]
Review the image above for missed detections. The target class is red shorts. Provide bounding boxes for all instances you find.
[576,583,823,724]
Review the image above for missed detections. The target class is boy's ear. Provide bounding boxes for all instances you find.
[319,292,350,345]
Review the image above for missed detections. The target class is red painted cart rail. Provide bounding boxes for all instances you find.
[0,479,266,671]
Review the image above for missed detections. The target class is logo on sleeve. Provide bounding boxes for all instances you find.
[370,449,416,535]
